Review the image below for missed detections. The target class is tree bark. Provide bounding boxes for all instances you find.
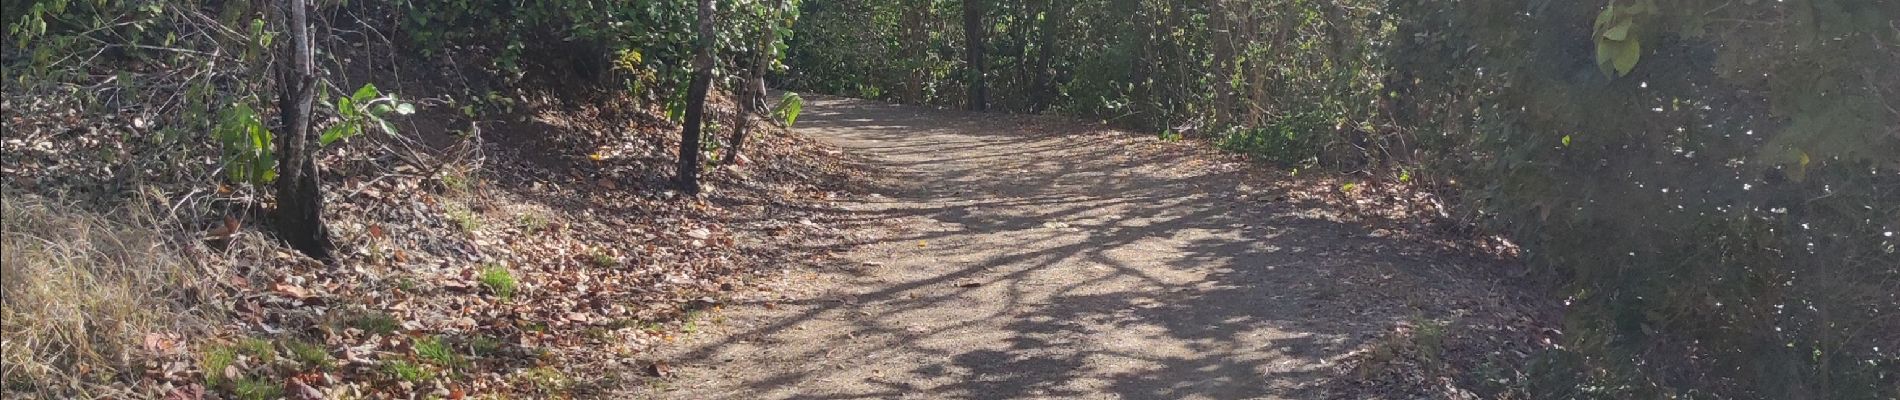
[727,0,786,165]
[1208,0,1236,129]
[676,0,715,195]
[274,0,333,261]
[903,0,930,103]
[1029,0,1063,112]
[962,0,987,111]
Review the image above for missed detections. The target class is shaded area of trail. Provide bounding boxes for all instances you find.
[629,96,1521,399]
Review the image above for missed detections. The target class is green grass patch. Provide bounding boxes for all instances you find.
[589,249,618,267]
[516,212,550,233]
[479,264,517,298]
[235,337,275,363]
[444,202,482,232]
[414,336,464,367]
[383,359,433,383]
[230,376,284,400]
[283,339,332,369]
[201,346,239,387]
[468,334,503,357]
[352,311,401,335]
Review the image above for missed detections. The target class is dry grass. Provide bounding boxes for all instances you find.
[1,194,221,397]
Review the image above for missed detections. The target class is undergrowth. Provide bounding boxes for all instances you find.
[0,194,223,397]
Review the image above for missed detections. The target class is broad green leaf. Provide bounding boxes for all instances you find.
[337,96,356,118]
[320,124,351,146]
[394,103,416,115]
[1602,21,1631,41]
[1593,6,1616,31]
[351,83,379,103]
[1562,135,1572,147]
[1595,39,1616,77]
[1612,38,1641,76]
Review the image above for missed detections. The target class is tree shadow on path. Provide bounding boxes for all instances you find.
[634,96,1515,400]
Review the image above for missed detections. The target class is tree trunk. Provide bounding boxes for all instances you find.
[962,0,987,111]
[903,0,930,103]
[1007,3,1032,111]
[727,0,786,165]
[274,0,333,262]
[1030,0,1063,112]
[1208,0,1236,129]
[676,0,715,195]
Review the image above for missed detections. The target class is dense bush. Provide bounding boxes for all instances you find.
[783,0,1899,397]
[390,0,796,105]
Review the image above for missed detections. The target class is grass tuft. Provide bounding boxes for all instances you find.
[352,311,402,335]
[1,195,220,396]
[230,376,284,400]
[468,334,503,357]
[479,264,518,298]
[444,202,482,232]
[383,359,434,383]
[414,336,464,367]
[284,338,332,369]
[202,346,239,387]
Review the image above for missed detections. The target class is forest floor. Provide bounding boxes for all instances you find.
[626,96,1559,399]
[3,79,1556,398]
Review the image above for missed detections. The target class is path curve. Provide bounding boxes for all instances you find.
[630,96,1512,399]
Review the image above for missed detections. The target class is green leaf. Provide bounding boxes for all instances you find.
[351,83,380,104]
[319,124,352,146]
[774,92,804,127]
[1562,135,1572,147]
[394,103,416,115]
[337,96,356,119]
[1602,21,1631,41]
[1612,38,1641,76]
[1596,39,1616,77]
[1593,6,1616,31]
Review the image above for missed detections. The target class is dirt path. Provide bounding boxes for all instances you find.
[628,97,1519,399]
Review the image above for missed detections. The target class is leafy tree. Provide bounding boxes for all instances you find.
[726,0,798,164]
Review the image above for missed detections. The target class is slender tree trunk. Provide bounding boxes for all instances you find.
[677,0,715,195]
[962,0,987,111]
[1008,3,1032,111]
[1209,0,1236,129]
[274,0,332,261]
[727,0,786,165]
[904,0,929,103]
[1030,0,1062,112]
[1245,10,1270,126]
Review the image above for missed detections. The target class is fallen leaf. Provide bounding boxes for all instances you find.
[162,384,204,400]
[275,282,311,299]
[289,379,323,400]
[647,361,673,377]
[207,215,240,238]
